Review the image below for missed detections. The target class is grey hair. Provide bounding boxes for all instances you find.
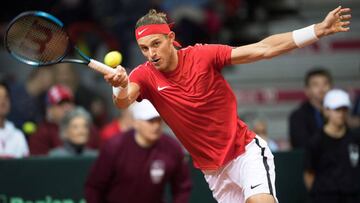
[59,106,92,140]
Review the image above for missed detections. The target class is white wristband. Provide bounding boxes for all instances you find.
[292,24,319,48]
[112,86,128,99]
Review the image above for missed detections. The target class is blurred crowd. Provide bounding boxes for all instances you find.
[0,0,303,158]
[0,0,299,67]
[0,0,359,202]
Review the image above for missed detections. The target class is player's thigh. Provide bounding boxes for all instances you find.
[246,193,276,203]
[204,170,245,202]
[227,136,277,202]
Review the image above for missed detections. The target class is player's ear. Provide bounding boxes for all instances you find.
[168,31,175,42]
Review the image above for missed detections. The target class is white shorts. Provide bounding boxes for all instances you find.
[203,135,278,203]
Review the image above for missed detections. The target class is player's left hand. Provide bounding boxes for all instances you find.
[316,6,351,37]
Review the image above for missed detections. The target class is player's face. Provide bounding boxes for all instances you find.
[0,86,10,119]
[137,33,177,72]
[134,117,162,144]
[325,107,348,127]
[65,116,90,145]
[306,75,332,104]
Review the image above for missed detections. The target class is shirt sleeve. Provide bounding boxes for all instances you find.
[17,131,29,158]
[197,44,233,71]
[10,129,29,158]
[128,66,146,101]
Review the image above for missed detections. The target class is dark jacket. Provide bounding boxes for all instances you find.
[289,101,324,149]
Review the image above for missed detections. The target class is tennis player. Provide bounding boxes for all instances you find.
[104,6,351,203]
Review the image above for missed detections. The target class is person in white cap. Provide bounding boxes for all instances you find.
[85,99,192,203]
[304,89,360,203]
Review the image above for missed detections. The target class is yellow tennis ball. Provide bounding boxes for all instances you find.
[22,121,37,134]
[104,51,122,68]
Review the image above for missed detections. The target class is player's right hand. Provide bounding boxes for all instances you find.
[317,6,351,37]
[104,65,128,88]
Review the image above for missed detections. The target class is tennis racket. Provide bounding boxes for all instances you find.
[4,11,115,75]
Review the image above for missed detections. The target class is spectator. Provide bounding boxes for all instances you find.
[54,63,108,128]
[99,109,133,145]
[0,81,29,158]
[8,67,54,132]
[28,84,75,155]
[49,107,97,157]
[289,68,333,149]
[29,84,99,155]
[304,89,360,203]
[252,118,279,152]
[85,99,192,203]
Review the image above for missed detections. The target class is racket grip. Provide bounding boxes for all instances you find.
[88,59,117,75]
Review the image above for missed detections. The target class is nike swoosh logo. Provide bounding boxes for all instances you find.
[250,184,262,189]
[138,28,148,35]
[157,86,169,91]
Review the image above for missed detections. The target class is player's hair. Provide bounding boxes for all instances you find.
[135,9,168,29]
[304,67,333,87]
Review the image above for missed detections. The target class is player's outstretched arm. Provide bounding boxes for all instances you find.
[231,6,351,65]
[104,65,140,109]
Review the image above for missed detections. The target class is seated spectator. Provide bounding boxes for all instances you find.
[54,63,108,128]
[99,109,133,145]
[85,100,192,203]
[252,118,279,152]
[0,81,29,158]
[29,85,99,155]
[289,68,333,149]
[49,107,97,157]
[304,89,360,203]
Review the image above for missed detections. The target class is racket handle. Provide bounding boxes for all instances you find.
[88,59,116,75]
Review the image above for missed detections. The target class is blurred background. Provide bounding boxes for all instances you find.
[0,0,359,202]
[1,0,359,148]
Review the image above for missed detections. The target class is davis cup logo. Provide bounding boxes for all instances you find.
[348,143,359,168]
[150,160,165,184]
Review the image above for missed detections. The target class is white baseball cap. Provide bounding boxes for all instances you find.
[130,99,160,120]
[323,89,351,110]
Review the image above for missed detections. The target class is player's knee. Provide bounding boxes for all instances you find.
[246,193,276,203]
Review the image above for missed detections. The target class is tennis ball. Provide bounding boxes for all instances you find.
[104,51,122,68]
[22,121,37,135]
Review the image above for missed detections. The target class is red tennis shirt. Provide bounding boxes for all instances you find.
[129,44,256,170]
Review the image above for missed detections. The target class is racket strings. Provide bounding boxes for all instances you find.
[6,16,69,64]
